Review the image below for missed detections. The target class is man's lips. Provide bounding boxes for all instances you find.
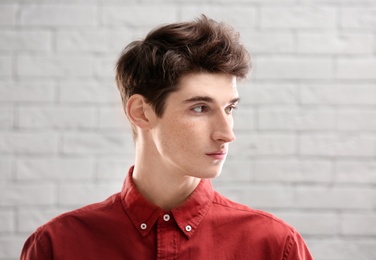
[206,151,227,160]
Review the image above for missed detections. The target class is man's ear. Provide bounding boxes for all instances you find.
[126,94,154,129]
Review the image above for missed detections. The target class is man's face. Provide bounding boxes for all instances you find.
[148,72,239,179]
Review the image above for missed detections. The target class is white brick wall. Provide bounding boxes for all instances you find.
[1,1,376,259]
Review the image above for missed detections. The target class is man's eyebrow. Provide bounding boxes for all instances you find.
[230,97,240,104]
[184,96,214,103]
[183,96,240,104]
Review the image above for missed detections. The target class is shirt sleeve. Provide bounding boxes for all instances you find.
[283,229,314,260]
[20,228,53,260]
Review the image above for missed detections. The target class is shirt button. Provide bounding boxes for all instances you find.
[163,214,170,222]
[140,223,147,230]
[185,225,192,232]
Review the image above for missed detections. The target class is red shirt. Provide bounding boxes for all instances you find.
[21,167,313,260]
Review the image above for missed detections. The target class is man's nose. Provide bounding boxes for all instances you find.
[211,112,236,143]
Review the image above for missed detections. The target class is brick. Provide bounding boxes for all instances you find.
[341,8,376,29]
[241,31,294,54]
[301,0,373,2]
[181,6,257,30]
[254,57,332,79]
[93,56,119,78]
[0,133,58,154]
[244,185,295,208]
[56,29,133,53]
[90,0,128,2]
[275,212,339,235]
[341,214,376,235]
[297,33,373,54]
[0,81,55,103]
[59,81,119,104]
[0,210,14,232]
[0,55,12,77]
[231,134,296,157]
[300,84,376,105]
[101,5,178,27]
[98,106,130,129]
[96,158,133,180]
[133,27,155,40]
[0,157,11,181]
[0,183,55,206]
[62,133,134,155]
[254,159,332,183]
[335,161,376,184]
[261,7,336,28]
[58,182,122,206]
[307,239,376,260]
[337,110,376,131]
[18,208,64,233]
[295,186,374,209]
[215,183,295,208]
[299,134,375,157]
[17,55,94,77]
[213,0,295,4]
[233,108,255,131]
[0,236,25,259]
[18,106,96,129]
[20,4,96,26]
[0,106,13,128]
[215,160,253,182]
[336,58,376,79]
[0,5,17,25]
[213,185,248,206]
[0,30,50,51]
[239,83,298,105]
[16,158,94,180]
[258,108,335,130]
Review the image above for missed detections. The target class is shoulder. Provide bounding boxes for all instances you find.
[209,192,313,259]
[31,192,123,240]
[50,192,121,224]
[21,193,123,259]
[212,191,296,234]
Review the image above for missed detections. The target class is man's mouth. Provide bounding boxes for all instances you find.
[206,151,227,160]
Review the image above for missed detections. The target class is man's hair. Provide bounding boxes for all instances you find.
[116,15,251,134]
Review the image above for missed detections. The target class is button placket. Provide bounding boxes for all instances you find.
[163,214,170,222]
[185,225,192,232]
[140,223,147,230]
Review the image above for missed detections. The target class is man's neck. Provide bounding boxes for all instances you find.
[131,157,201,210]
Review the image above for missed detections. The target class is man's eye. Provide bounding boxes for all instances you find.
[192,106,208,113]
[225,105,237,114]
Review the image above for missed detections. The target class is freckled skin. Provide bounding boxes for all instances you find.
[149,72,239,180]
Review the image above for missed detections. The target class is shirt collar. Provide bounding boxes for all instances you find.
[121,166,214,238]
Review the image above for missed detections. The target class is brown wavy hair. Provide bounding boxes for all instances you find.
[116,15,251,130]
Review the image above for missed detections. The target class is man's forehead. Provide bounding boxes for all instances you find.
[176,73,238,95]
[176,74,239,103]
[179,72,236,84]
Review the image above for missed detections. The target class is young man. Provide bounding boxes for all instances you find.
[21,16,313,259]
